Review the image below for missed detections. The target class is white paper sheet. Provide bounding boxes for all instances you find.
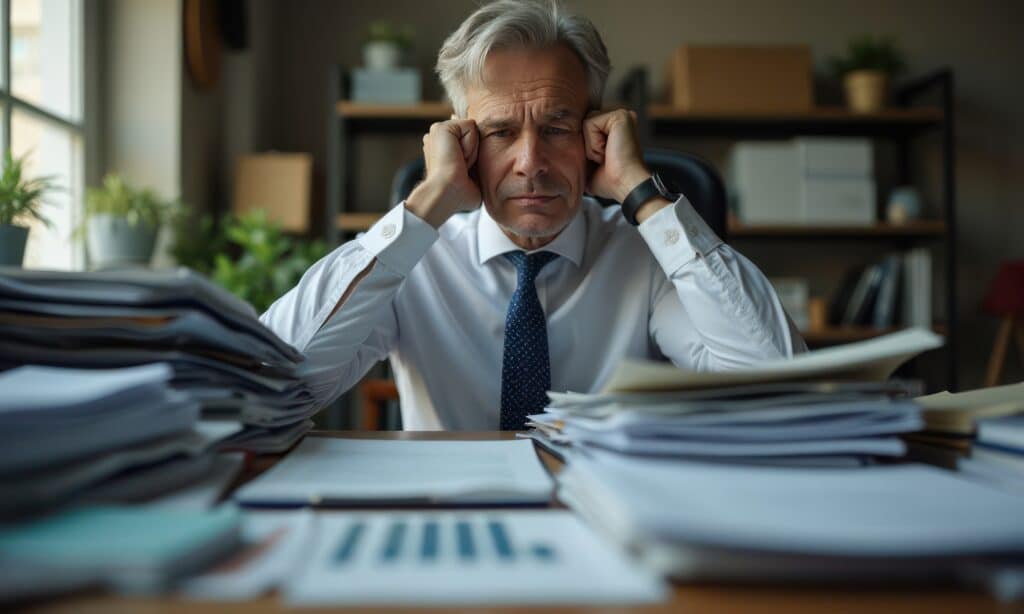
[604,327,943,392]
[234,438,554,506]
[0,363,172,415]
[283,511,665,605]
[978,415,1024,452]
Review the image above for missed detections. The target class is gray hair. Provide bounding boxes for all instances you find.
[436,0,611,117]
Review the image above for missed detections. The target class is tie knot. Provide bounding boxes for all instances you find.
[505,251,558,283]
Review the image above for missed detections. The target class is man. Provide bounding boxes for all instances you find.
[262,0,806,430]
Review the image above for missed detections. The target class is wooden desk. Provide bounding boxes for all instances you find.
[37,431,1006,613]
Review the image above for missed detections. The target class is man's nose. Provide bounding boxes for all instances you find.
[512,132,549,179]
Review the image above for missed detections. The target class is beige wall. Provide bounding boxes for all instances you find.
[198,0,1024,389]
[104,0,182,199]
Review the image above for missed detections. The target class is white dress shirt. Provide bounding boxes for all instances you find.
[260,196,806,430]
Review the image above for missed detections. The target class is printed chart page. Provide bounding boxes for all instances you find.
[284,510,666,605]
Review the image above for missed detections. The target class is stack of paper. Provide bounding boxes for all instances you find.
[529,329,943,465]
[0,267,317,451]
[558,448,1024,584]
[941,382,1024,492]
[0,364,212,516]
[0,505,241,598]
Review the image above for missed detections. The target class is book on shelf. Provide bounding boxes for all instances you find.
[871,254,903,329]
[831,248,932,330]
[902,247,932,328]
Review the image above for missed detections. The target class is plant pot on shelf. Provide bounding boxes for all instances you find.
[363,41,401,70]
[843,69,888,113]
[86,214,158,269]
[0,224,28,266]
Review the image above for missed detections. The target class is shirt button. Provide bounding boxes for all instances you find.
[381,223,397,239]
[664,229,680,245]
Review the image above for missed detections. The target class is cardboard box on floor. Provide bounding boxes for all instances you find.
[233,153,312,233]
[668,45,813,113]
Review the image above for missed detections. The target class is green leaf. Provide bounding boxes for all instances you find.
[827,34,906,78]
[0,149,60,226]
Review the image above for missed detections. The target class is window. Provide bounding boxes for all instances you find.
[2,0,85,269]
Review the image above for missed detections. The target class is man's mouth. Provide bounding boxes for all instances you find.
[508,194,556,206]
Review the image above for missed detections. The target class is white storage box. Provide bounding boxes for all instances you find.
[351,68,421,104]
[770,277,810,331]
[800,176,876,225]
[727,142,800,224]
[796,138,873,176]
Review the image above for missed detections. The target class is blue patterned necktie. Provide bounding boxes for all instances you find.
[500,250,559,430]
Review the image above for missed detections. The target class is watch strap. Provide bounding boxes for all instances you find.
[620,172,670,226]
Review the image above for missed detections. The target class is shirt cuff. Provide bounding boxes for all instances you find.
[356,202,439,276]
[637,194,724,274]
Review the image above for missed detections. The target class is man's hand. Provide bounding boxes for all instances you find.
[405,119,482,228]
[583,109,670,223]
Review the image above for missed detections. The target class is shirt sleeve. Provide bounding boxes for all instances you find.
[259,203,438,407]
[639,195,807,371]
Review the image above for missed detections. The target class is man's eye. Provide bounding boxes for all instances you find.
[489,129,512,138]
[543,126,570,136]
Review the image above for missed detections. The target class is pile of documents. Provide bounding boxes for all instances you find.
[0,267,316,452]
[541,328,1024,592]
[931,382,1024,492]
[558,448,1024,585]
[529,328,944,465]
[0,364,213,516]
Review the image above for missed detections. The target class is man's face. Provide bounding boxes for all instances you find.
[465,44,589,242]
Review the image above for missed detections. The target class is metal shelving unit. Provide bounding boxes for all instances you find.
[326,64,958,390]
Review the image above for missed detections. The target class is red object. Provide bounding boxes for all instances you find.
[983,261,1024,315]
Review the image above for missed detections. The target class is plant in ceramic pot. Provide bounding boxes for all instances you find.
[0,149,58,267]
[362,20,413,70]
[828,35,906,114]
[83,174,179,269]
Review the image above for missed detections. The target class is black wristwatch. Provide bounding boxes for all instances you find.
[620,172,673,226]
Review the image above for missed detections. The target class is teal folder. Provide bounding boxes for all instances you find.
[0,505,241,594]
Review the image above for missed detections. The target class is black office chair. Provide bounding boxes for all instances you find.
[389,147,728,241]
[373,147,727,428]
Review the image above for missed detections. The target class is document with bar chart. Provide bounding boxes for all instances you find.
[283,511,665,605]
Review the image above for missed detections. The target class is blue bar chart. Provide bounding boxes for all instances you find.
[330,516,559,566]
[286,511,665,605]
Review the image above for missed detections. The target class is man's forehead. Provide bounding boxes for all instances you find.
[473,98,583,128]
[466,45,588,120]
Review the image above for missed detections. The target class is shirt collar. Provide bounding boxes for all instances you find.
[476,203,585,267]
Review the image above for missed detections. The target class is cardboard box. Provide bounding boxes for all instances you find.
[669,45,813,113]
[233,153,313,233]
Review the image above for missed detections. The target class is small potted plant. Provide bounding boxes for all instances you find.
[828,35,906,114]
[0,150,58,266]
[82,174,179,269]
[363,20,413,70]
[173,209,327,312]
